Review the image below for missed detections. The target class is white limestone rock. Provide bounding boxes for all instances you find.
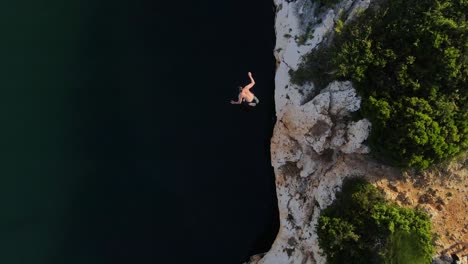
[322,81,361,116]
[272,79,370,179]
[341,119,372,154]
[273,0,337,117]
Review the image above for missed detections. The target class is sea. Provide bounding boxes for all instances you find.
[0,0,278,263]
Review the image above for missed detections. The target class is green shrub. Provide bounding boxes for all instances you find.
[292,0,468,169]
[317,178,434,264]
[334,19,344,34]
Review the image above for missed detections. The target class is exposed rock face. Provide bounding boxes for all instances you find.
[245,1,380,263]
[272,81,371,178]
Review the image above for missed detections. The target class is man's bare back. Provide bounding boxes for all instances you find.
[230,72,260,107]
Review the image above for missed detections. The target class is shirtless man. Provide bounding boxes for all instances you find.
[230,72,260,107]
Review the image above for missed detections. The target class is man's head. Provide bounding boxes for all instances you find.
[238,86,243,92]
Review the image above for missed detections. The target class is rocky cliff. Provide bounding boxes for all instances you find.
[246,0,467,263]
[247,1,380,263]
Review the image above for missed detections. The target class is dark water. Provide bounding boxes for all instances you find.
[0,0,278,263]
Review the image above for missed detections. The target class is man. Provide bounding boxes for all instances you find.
[230,72,260,107]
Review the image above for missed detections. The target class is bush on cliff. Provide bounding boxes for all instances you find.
[292,0,468,169]
[317,178,434,264]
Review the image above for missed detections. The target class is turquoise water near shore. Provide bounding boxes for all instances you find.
[0,0,278,263]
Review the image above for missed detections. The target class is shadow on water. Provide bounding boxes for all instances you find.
[52,0,279,263]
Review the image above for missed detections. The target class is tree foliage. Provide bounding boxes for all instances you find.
[293,0,468,169]
[317,178,434,264]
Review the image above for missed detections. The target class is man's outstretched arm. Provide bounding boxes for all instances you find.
[244,72,255,90]
[230,94,243,104]
[248,72,255,83]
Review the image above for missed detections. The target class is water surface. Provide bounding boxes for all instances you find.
[0,0,278,263]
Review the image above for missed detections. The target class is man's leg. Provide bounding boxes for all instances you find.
[248,96,260,107]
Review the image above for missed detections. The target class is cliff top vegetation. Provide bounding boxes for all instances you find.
[292,0,467,169]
